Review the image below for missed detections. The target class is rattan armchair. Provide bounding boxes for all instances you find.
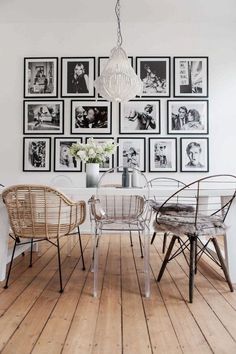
[2,184,86,293]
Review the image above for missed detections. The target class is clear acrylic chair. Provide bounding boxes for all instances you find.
[89,166,151,297]
[147,177,186,252]
[154,174,236,303]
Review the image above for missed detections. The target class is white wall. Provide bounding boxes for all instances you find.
[0,18,236,187]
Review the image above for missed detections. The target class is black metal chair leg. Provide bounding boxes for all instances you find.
[212,237,234,292]
[56,238,63,293]
[162,232,168,253]
[129,231,133,247]
[157,235,177,282]
[189,236,197,303]
[4,239,17,289]
[150,232,156,245]
[29,238,33,268]
[138,231,143,258]
[78,226,85,271]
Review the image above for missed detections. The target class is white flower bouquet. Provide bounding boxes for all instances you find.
[69,138,117,164]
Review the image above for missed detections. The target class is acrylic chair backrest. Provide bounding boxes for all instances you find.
[92,166,149,222]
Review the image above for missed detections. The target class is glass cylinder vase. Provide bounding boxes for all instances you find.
[86,163,99,188]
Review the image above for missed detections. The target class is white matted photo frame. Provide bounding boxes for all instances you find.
[136,56,170,97]
[61,57,95,98]
[149,138,177,172]
[85,137,115,171]
[117,137,146,172]
[180,137,209,172]
[23,137,51,172]
[71,100,112,135]
[54,137,82,172]
[119,100,160,134]
[167,100,208,134]
[174,57,208,97]
[23,100,64,135]
[24,57,58,98]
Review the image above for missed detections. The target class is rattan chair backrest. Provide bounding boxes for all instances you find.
[2,184,85,239]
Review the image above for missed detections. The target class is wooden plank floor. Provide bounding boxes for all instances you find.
[0,233,236,354]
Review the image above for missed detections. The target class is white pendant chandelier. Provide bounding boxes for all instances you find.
[94,0,143,102]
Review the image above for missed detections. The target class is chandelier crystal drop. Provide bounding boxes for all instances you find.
[94,0,143,102]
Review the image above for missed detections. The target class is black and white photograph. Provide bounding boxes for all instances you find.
[136,57,170,97]
[117,137,146,172]
[24,57,58,98]
[167,100,208,134]
[71,100,112,135]
[174,57,208,97]
[23,137,51,172]
[149,138,177,172]
[85,137,114,171]
[180,137,209,172]
[23,100,64,134]
[119,100,160,134]
[54,138,82,172]
[61,57,95,97]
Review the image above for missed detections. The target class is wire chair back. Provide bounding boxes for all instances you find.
[156,174,236,231]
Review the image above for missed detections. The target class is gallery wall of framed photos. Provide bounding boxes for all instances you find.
[23,56,209,173]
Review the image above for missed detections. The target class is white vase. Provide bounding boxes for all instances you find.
[86,163,100,188]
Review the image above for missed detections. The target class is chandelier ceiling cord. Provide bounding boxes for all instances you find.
[94,0,143,102]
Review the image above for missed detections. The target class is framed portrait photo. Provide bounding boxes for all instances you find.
[167,100,208,134]
[23,100,64,135]
[174,57,208,97]
[136,56,170,97]
[119,100,160,134]
[85,137,115,171]
[24,57,58,98]
[149,138,177,172]
[61,57,95,97]
[180,137,209,172]
[117,137,146,172]
[23,137,51,172]
[71,100,112,135]
[54,137,82,172]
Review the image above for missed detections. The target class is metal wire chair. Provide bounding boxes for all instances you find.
[2,184,86,293]
[147,177,187,253]
[89,166,151,297]
[154,174,236,303]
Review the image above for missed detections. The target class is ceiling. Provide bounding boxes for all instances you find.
[0,0,236,23]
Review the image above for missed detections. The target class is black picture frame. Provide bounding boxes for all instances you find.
[61,57,95,98]
[117,137,146,172]
[167,100,209,135]
[23,137,51,172]
[24,57,58,98]
[23,100,64,135]
[85,137,115,171]
[180,137,209,172]
[148,137,177,172]
[174,56,209,97]
[70,100,112,135]
[136,56,171,97]
[119,100,160,135]
[54,137,82,172]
